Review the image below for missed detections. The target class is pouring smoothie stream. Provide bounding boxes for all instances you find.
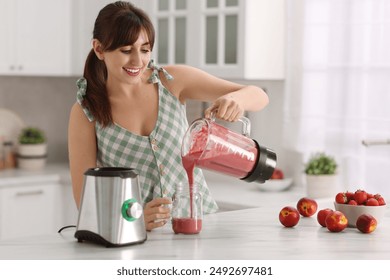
[175,116,277,234]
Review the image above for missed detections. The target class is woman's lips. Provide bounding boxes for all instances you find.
[123,67,141,76]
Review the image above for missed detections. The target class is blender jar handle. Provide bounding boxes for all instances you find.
[238,116,251,137]
[209,112,251,137]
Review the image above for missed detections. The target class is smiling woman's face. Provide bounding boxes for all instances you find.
[101,29,152,86]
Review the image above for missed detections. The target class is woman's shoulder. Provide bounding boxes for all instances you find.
[163,64,202,77]
[161,64,210,88]
[156,65,194,97]
[164,65,215,85]
[70,102,83,114]
[69,102,95,126]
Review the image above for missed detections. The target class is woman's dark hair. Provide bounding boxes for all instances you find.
[82,1,155,126]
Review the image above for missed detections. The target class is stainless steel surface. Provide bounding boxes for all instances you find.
[126,202,143,219]
[76,168,147,246]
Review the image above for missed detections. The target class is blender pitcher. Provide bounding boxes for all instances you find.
[181,116,277,183]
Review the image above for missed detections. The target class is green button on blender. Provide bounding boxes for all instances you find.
[121,198,143,221]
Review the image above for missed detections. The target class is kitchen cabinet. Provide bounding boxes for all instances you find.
[69,0,116,75]
[0,178,62,240]
[59,179,78,226]
[145,0,285,80]
[0,164,78,241]
[0,0,118,76]
[0,0,72,76]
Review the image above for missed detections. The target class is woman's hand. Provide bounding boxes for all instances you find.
[143,197,172,231]
[204,94,244,122]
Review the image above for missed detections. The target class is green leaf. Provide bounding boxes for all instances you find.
[18,127,46,144]
[304,152,337,175]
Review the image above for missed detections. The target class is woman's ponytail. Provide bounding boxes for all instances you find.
[82,49,112,126]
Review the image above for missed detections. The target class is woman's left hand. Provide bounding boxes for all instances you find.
[204,94,244,122]
[143,197,172,231]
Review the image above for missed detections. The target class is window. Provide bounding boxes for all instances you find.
[155,0,187,64]
[284,0,390,197]
[203,0,239,65]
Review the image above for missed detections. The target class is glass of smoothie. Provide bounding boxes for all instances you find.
[171,183,203,234]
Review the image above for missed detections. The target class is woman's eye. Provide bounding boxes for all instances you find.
[121,49,131,54]
[142,49,150,53]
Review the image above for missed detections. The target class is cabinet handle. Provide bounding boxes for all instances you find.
[362,139,390,147]
[9,65,15,71]
[15,190,44,197]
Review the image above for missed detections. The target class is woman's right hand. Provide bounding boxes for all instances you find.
[143,197,172,231]
[204,94,245,122]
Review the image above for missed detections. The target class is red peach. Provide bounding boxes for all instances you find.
[279,206,300,227]
[297,197,318,217]
[317,208,334,227]
[325,211,348,232]
[356,214,377,233]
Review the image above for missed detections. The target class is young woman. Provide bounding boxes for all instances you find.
[68,1,269,231]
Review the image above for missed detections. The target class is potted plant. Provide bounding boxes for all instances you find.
[304,152,340,198]
[17,127,47,170]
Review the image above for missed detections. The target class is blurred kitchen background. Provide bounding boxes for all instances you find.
[1,0,390,196]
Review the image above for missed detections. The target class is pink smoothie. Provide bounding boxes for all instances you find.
[172,218,202,234]
[180,121,258,233]
[182,122,258,181]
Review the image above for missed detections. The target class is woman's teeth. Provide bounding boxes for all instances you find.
[124,67,140,74]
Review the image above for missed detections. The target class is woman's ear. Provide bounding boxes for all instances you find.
[92,39,104,60]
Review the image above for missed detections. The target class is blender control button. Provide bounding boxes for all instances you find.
[122,199,143,221]
[126,202,143,220]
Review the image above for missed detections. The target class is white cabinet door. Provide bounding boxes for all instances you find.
[0,183,62,240]
[199,0,285,79]
[0,0,16,73]
[241,0,285,80]
[60,182,79,226]
[15,0,71,76]
[0,0,71,76]
[148,0,285,80]
[70,0,114,76]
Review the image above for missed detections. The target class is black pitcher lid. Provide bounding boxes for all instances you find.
[84,167,138,178]
[241,140,277,184]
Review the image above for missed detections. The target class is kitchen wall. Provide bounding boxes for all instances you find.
[0,77,292,178]
[0,76,77,164]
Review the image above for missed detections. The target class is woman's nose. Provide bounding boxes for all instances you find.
[130,51,142,65]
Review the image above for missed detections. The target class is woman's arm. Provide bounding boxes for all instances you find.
[164,65,269,121]
[68,103,97,209]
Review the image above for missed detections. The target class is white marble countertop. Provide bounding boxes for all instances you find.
[204,170,305,210]
[1,196,389,260]
[0,163,71,187]
[1,166,390,260]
